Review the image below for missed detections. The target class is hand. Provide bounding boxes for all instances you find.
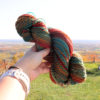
[14,45,50,81]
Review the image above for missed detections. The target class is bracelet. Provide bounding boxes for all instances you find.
[8,66,19,70]
[0,67,30,95]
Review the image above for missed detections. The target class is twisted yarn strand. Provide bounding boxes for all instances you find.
[15,14,86,86]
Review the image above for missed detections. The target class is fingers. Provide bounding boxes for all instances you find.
[38,48,50,58]
[38,62,51,74]
[31,44,37,52]
[40,62,51,67]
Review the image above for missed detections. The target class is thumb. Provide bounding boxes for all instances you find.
[38,48,50,58]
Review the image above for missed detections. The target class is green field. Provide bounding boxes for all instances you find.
[26,63,100,100]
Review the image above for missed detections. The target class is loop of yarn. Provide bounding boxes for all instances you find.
[15,14,86,86]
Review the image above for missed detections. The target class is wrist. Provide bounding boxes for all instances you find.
[13,64,41,81]
[14,64,30,80]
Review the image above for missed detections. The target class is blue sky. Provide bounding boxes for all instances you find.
[0,0,100,40]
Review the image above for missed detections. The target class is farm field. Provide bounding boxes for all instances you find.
[0,40,100,100]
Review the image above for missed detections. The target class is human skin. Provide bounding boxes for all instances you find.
[0,45,50,100]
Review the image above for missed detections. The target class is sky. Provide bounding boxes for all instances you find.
[0,0,100,40]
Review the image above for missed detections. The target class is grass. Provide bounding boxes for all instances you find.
[26,63,100,100]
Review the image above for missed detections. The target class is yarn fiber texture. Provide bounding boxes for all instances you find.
[15,14,86,86]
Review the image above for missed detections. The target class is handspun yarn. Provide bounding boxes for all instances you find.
[15,14,86,86]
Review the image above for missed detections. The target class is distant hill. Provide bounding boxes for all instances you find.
[73,40,100,51]
[0,39,100,44]
[73,40,100,44]
[0,39,100,63]
[0,39,100,51]
[0,39,24,44]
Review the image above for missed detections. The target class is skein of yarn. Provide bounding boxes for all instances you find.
[15,13,87,86]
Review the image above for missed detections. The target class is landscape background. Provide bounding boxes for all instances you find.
[0,39,100,100]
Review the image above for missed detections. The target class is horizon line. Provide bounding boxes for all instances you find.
[0,39,100,41]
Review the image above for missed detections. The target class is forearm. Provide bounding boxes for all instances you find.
[0,76,25,100]
[0,46,50,100]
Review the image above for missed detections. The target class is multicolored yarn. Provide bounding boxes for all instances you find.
[15,14,87,86]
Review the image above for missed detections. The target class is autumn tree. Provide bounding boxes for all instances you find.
[11,52,24,64]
